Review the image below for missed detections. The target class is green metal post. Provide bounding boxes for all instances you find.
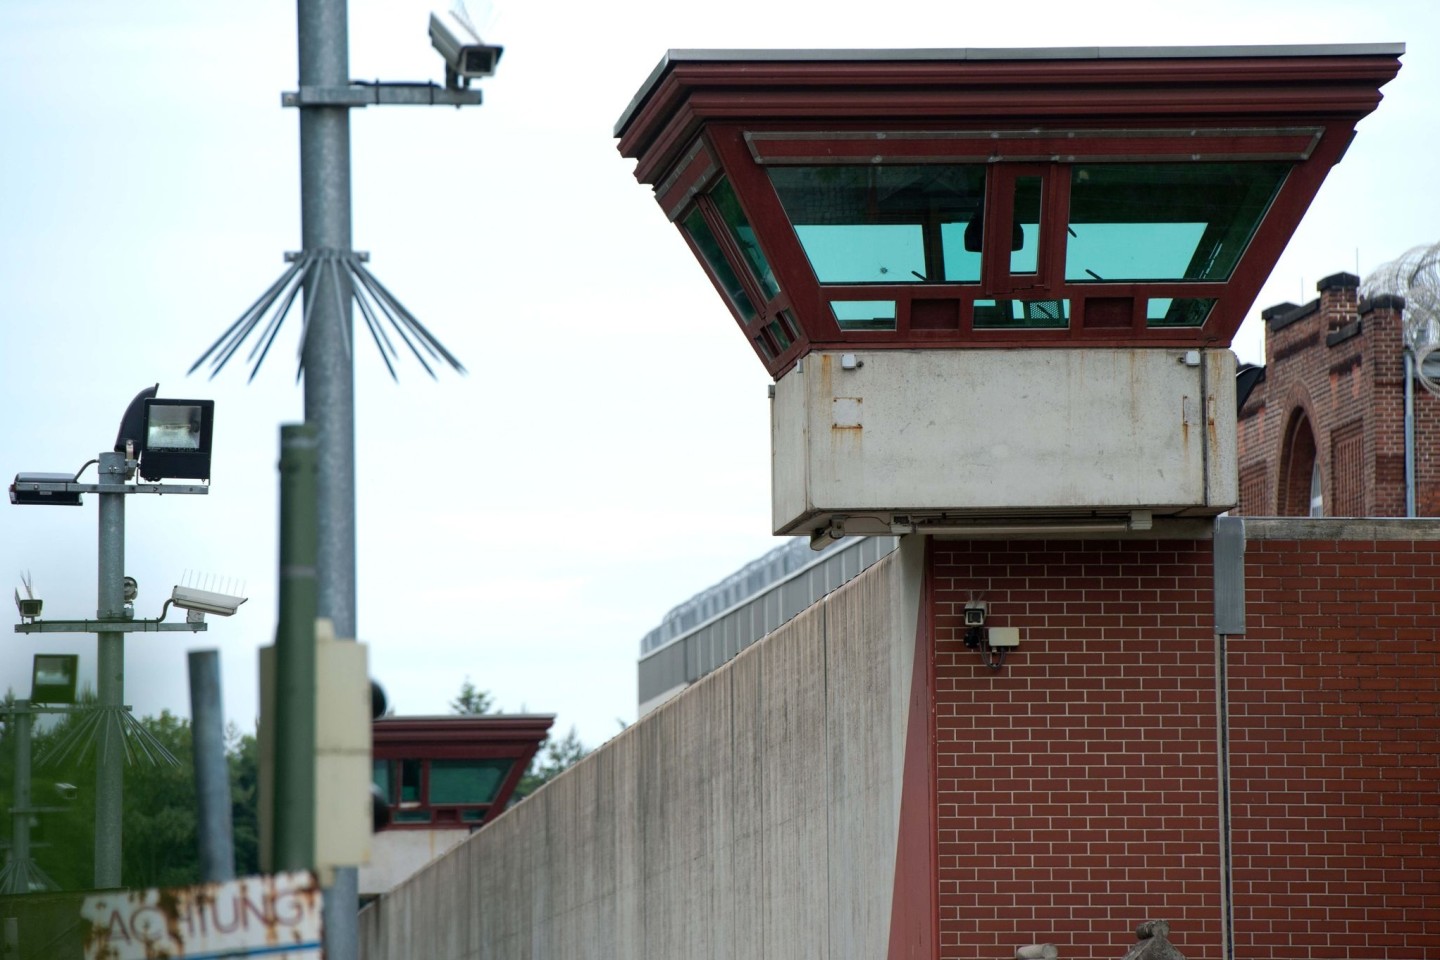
[274,424,319,871]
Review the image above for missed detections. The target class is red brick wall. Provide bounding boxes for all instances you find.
[1235,278,1440,518]
[931,537,1440,960]
[1230,539,1440,958]
[933,539,1222,959]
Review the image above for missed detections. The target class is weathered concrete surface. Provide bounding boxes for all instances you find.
[772,348,1239,535]
[359,537,923,960]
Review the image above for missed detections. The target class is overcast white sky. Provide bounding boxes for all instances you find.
[1,0,1436,750]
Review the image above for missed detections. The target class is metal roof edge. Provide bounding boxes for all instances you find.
[614,42,1405,136]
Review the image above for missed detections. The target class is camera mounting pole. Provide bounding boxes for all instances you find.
[188,3,494,957]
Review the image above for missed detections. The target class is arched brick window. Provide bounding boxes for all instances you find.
[1278,409,1321,516]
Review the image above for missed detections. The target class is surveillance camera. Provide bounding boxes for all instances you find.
[963,602,987,627]
[428,10,502,88]
[15,573,42,620]
[171,585,248,618]
[123,576,138,602]
[54,782,78,802]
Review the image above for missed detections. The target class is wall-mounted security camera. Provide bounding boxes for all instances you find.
[963,602,987,627]
[54,782,78,803]
[171,585,248,622]
[429,10,502,89]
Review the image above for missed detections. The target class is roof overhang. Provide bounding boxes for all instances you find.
[616,45,1403,374]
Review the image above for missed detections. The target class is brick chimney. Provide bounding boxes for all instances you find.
[1316,271,1360,336]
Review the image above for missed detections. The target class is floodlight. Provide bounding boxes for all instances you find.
[9,473,83,507]
[31,654,79,704]
[114,386,216,482]
[138,399,215,481]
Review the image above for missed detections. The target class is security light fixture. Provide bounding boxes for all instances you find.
[31,654,79,704]
[9,473,84,507]
[114,385,215,482]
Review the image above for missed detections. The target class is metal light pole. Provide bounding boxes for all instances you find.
[188,650,236,883]
[193,5,492,954]
[295,1,359,950]
[94,451,127,888]
[11,395,220,890]
[1,703,37,895]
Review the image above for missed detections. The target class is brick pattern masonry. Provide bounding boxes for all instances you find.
[931,538,1440,960]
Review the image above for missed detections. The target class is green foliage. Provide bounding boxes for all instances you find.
[227,724,260,877]
[446,680,588,802]
[0,702,259,892]
[514,726,588,801]
[449,677,495,716]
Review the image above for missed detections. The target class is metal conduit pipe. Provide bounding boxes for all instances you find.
[1405,347,1417,517]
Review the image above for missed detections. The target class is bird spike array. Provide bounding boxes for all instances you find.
[0,854,57,895]
[37,706,179,771]
[1362,240,1440,395]
[190,248,466,383]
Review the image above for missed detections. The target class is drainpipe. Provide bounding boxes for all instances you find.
[1404,347,1417,517]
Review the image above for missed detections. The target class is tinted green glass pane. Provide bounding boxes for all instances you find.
[974,299,1069,329]
[793,224,924,282]
[682,207,758,321]
[1010,178,1042,274]
[1147,297,1215,327]
[429,759,512,805]
[767,318,792,350]
[372,760,391,803]
[770,165,986,284]
[461,809,487,822]
[400,758,421,803]
[710,179,781,300]
[830,300,897,331]
[1066,162,1288,282]
[938,223,982,282]
[393,809,432,823]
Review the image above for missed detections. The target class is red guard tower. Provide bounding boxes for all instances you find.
[616,45,1402,541]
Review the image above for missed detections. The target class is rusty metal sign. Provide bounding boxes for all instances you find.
[81,870,322,960]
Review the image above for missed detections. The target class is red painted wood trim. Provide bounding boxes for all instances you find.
[888,540,939,960]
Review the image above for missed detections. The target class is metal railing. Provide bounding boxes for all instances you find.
[638,536,897,712]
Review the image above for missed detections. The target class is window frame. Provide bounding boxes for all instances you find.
[668,123,1321,354]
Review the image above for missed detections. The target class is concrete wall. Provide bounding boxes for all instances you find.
[772,348,1238,537]
[358,536,925,960]
[359,828,472,897]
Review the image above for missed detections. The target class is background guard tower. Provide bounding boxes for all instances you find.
[615,45,1402,540]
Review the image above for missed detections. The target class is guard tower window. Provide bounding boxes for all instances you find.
[710,178,781,300]
[682,206,759,323]
[1065,163,1289,283]
[769,165,987,284]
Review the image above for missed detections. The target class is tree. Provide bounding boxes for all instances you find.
[514,726,588,801]
[0,703,261,891]
[446,680,587,802]
[449,677,495,716]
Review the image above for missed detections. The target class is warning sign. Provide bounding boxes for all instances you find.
[82,870,322,960]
